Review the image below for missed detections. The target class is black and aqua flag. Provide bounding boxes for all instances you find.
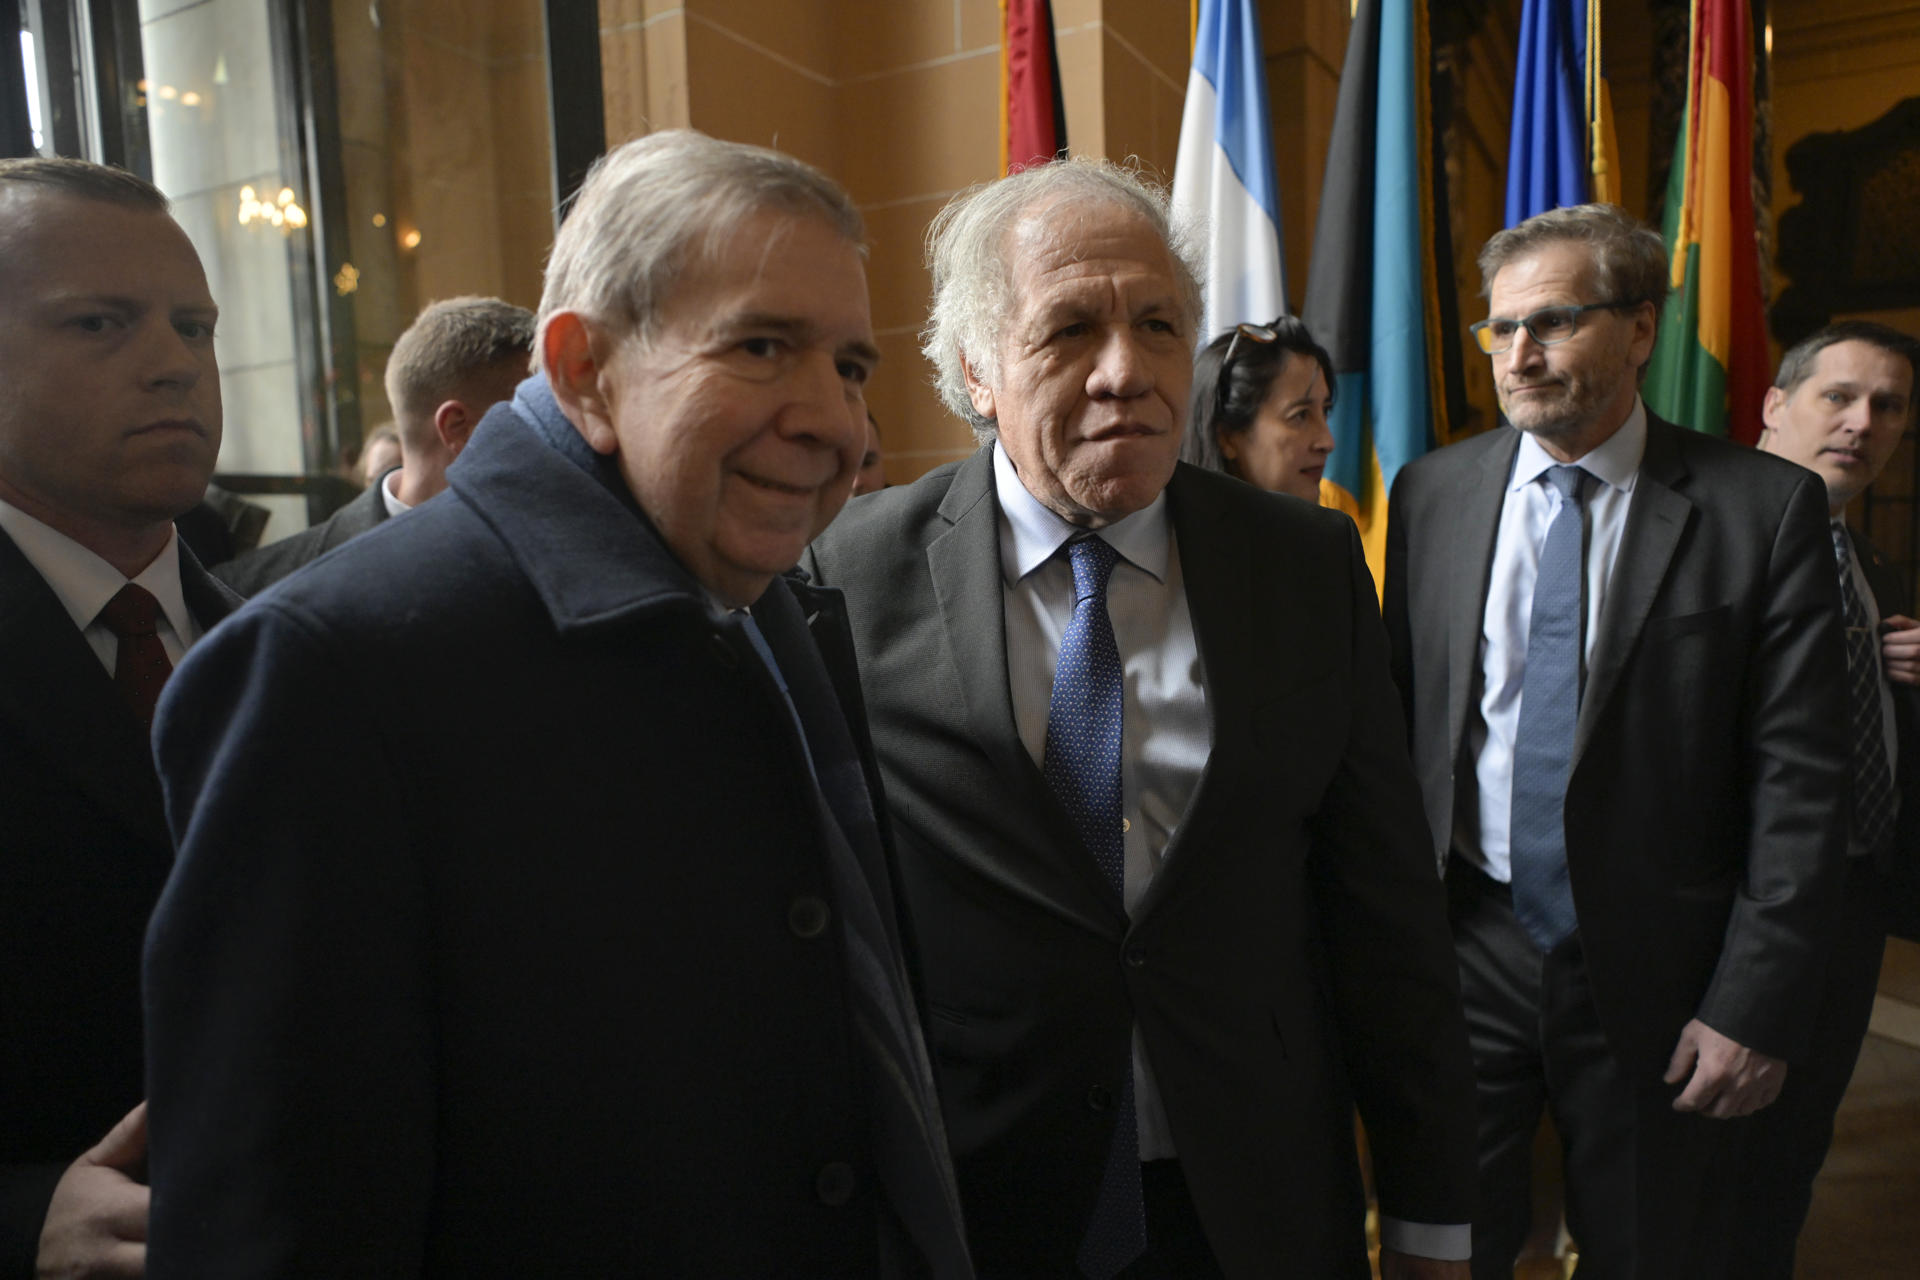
[1303,0,1450,591]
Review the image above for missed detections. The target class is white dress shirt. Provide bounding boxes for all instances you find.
[992,445,1466,1259]
[1463,401,1646,882]
[381,469,411,518]
[993,442,1209,1164]
[0,496,200,671]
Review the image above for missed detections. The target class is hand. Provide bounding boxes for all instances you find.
[1881,615,1920,686]
[36,1103,148,1279]
[1664,1019,1786,1118]
[1379,1250,1471,1280]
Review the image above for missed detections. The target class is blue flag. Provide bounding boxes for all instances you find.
[1506,0,1590,223]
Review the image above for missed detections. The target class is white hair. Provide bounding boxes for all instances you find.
[536,130,863,374]
[921,158,1203,443]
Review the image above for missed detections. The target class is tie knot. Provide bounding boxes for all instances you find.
[1064,535,1119,602]
[1831,523,1854,568]
[1545,464,1589,505]
[97,583,162,639]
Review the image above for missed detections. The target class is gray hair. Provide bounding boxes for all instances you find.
[385,296,535,431]
[1773,321,1920,408]
[1476,203,1670,314]
[0,156,168,212]
[922,159,1203,443]
[536,130,864,374]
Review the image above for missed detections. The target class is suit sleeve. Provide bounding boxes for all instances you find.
[1696,471,1849,1062]
[144,603,434,1279]
[1308,515,1479,1227]
[0,1163,65,1280]
[1382,467,1417,745]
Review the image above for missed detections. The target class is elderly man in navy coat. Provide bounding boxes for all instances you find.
[143,131,971,1279]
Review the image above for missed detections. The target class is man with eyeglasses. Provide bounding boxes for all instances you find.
[1383,203,1848,1278]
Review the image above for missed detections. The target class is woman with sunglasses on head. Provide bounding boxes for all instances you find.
[1184,315,1337,504]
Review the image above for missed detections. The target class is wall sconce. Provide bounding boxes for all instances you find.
[238,184,310,232]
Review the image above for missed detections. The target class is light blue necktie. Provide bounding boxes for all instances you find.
[1833,527,1897,854]
[1040,536,1144,1279]
[1510,465,1588,952]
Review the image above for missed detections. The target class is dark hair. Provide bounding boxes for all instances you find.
[1475,203,1668,312]
[1183,316,1336,476]
[0,156,168,211]
[385,296,535,439]
[1773,320,1920,401]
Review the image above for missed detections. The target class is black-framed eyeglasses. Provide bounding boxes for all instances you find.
[1469,299,1642,354]
[1216,320,1281,417]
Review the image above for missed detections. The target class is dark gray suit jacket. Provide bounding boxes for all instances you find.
[0,530,239,1280]
[211,469,396,596]
[807,451,1476,1277]
[1384,414,1849,1076]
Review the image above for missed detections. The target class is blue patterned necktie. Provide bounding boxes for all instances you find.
[1510,465,1589,952]
[1833,527,1897,855]
[1040,535,1144,1279]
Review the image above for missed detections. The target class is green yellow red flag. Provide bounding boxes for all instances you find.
[1643,0,1768,443]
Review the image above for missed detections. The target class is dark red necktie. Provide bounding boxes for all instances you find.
[97,584,174,731]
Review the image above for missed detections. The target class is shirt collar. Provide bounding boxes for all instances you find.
[0,496,193,638]
[991,440,1170,586]
[380,467,411,517]
[1510,396,1647,496]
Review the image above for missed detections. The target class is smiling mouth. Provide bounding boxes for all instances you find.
[738,471,819,497]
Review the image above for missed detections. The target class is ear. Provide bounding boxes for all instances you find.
[543,311,621,456]
[960,351,996,422]
[432,399,475,456]
[1216,427,1240,463]
[1761,384,1788,435]
[1626,300,1658,369]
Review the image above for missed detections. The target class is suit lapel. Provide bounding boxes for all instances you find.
[1575,415,1692,762]
[1126,467,1247,921]
[926,450,1125,916]
[0,531,169,847]
[1448,432,1519,764]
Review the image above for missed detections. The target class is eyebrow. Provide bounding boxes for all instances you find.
[725,312,880,366]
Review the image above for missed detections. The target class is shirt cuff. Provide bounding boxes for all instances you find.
[1379,1216,1472,1261]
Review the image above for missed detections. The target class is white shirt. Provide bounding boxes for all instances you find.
[1839,518,1900,855]
[380,469,411,518]
[993,443,1208,1164]
[993,445,1467,1260]
[0,497,200,672]
[1464,401,1646,882]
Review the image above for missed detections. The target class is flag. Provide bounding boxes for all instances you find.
[1506,0,1590,222]
[1303,0,1449,591]
[1171,0,1286,341]
[1643,0,1768,443]
[1001,0,1067,174]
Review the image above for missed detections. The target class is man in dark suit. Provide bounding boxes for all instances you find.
[214,295,532,595]
[0,157,239,1279]
[806,159,1476,1279]
[1736,319,1920,1275]
[1383,203,1848,1279]
[142,130,970,1279]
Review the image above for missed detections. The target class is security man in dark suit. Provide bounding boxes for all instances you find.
[0,157,239,1279]
[1739,319,1920,1276]
[1384,204,1849,1279]
[214,295,531,594]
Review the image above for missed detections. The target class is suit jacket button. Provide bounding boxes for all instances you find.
[1124,947,1146,968]
[816,1161,857,1206]
[1087,1085,1114,1112]
[788,895,831,939]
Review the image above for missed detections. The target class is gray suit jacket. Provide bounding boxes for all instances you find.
[806,451,1475,1277]
[211,469,396,596]
[1384,414,1849,1075]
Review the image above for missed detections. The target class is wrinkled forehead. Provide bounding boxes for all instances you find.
[1003,197,1182,308]
[1488,240,1599,309]
[1813,340,1917,399]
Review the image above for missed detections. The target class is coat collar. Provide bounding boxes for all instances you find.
[446,374,729,634]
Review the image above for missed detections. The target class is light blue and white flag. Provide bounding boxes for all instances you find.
[1171,0,1286,343]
